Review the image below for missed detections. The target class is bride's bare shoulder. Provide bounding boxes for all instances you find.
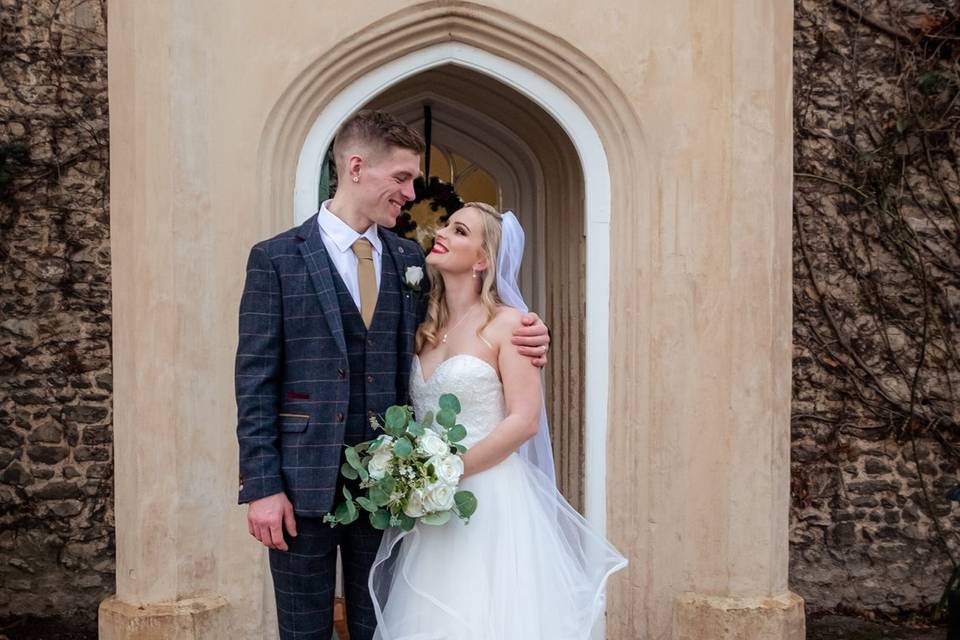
[482,305,523,344]
[492,304,523,326]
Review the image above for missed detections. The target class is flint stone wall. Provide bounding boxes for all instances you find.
[0,0,113,623]
[791,0,960,615]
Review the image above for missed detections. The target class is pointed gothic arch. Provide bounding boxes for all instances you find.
[253,5,651,633]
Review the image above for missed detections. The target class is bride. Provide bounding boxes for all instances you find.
[368,202,627,639]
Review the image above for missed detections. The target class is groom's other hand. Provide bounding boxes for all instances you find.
[511,312,550,368]
[248,492,298,551]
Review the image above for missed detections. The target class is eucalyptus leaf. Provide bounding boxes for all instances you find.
[420,510,452,526]
[340,462,359,480]
[438,394,461,413]
[380,475,396,495]
[447,424,467,443]
[436,408,456,428]
[345,447,363,471]
[394,438,414,459]
[454,443,467,454]
[385,405,409,431]
[335,500,358,525]
[383,422,401,438]
[342,486,353,501]
[345,499,358,524]
[356,496,377,513]
[407,420,425,437]
[421,410,434,429]
[369,485,390,507]
[454,491,478,518]
[369,509,391,530]
[399,514,416,531]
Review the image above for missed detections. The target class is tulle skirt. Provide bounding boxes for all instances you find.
[369,453,627,640]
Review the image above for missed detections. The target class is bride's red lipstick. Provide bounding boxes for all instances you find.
[431,240,448,254]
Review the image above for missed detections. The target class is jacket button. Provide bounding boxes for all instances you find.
[366,375,374,383]
[338,368,346,379]
[367,338,374,347]
[336,412,344,423]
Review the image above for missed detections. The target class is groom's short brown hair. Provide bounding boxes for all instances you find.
[332,110,425,175]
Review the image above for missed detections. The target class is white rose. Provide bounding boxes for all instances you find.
[429,454,463,486]
[422,482,456,513]
[418,431,449,458]
[404,488,426,518]
[372,435,394,450]
[405,266,424,287]
[368,445,394,480]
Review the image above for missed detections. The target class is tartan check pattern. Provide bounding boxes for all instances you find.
[235,213,426,516]
[269,513,382,640]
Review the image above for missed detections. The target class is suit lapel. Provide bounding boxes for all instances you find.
[297,214,347,358]
[380,229,417,340]
[380,230,418,401]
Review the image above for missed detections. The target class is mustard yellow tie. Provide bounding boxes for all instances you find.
[352,238,377,328]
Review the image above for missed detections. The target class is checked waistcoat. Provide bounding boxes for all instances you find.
[326,249,402,446]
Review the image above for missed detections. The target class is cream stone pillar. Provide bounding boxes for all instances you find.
[99,1,269,637]
[605,1,805,638]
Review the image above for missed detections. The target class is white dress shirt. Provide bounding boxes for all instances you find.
[317,200,383,311]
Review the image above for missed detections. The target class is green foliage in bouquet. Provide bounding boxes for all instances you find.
[323,393,478,531]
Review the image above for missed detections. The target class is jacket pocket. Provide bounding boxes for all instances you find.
[279,413,309,433]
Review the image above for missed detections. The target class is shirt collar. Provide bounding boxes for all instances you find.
[318,200,382,255]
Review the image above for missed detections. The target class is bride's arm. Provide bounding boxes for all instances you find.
[461,308,542,478]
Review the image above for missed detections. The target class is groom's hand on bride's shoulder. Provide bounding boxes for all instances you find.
[511,312,551,368]
[248,492,298,551]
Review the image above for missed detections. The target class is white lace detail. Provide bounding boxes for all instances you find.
[411,355,505,448]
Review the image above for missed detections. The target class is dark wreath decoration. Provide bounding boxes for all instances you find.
[394,175,464,245]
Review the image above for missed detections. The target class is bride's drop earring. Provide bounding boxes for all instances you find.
[352,175,360,183]
[472,270,478,279]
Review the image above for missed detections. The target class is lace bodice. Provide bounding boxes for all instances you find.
[410,354,505,447]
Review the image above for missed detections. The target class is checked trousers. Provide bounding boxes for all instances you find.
[269,514,382,640]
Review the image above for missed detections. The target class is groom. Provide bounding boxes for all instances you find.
[235,110,550,640]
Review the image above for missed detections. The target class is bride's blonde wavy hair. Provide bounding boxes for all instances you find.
[416,202,503,352]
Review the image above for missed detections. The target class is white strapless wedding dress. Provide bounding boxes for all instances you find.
[369,354,627,640]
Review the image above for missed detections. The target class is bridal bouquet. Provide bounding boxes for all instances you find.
[323,393,478,531]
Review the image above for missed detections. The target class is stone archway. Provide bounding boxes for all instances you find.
[278,30,635,539]
[257,9,642,636]
[103,2,800,639]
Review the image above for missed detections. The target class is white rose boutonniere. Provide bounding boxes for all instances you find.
[404,266,424,292]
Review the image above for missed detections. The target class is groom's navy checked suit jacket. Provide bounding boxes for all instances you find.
[235,213,426,516]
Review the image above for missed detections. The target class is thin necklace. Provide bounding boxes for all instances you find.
[441,303,479,344]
